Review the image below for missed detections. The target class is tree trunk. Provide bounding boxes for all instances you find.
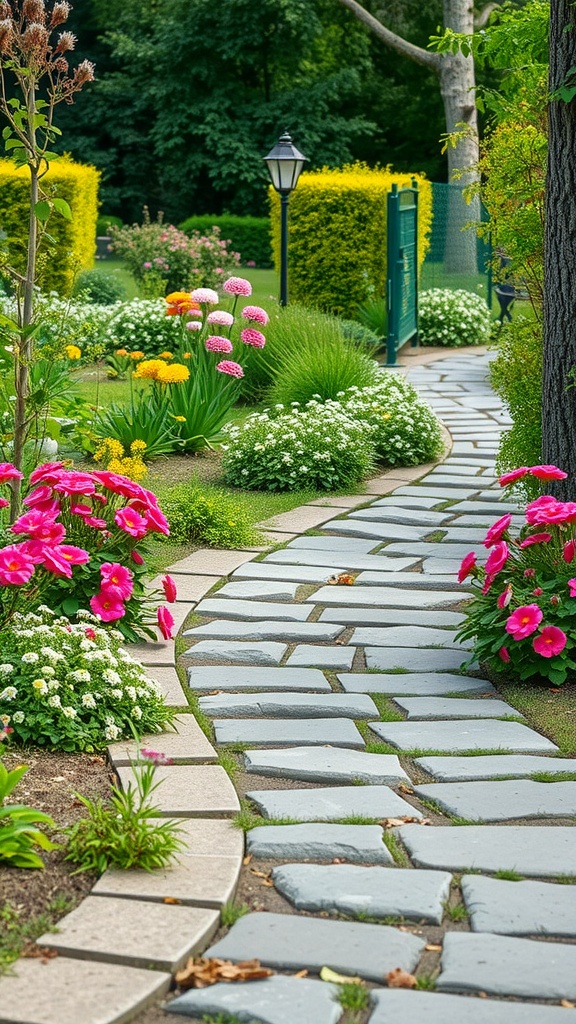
[541,0,576,499]
[439,0,481,272]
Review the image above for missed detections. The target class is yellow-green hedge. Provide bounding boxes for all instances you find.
[0,156,100,295]
[270,163,432,317]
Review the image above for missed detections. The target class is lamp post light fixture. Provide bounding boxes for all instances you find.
[263,131,308,307]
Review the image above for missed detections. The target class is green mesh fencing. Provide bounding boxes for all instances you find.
[420,182,492,308]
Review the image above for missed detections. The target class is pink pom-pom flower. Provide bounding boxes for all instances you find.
[240,328,266,349]
[206,335,233,354]
[216,360,244,378]
[242,304,269,325]
[223,276,252,296]
[191,287,219,304]
[207,310,234,326]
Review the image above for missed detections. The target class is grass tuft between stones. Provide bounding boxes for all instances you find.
[220,902,250,928]
[337,981,370,1011]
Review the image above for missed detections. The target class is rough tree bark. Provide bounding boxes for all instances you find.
[337,0,485,270]
[541,0,576,498]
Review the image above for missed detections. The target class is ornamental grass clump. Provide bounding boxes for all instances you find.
[222,400,375,492]
[0,609,175,752]
[339,372,444,466]
[418,289,492,347]
[456,463,576,685]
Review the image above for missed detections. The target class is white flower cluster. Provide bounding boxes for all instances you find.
[105,299,182,355]
[222,399,375,492]
[0,609,171,752]
[339,372,444,466]
[0,291,112,355]
[418,288,492,347]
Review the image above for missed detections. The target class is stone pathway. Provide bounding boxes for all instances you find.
[5,348,576,1024]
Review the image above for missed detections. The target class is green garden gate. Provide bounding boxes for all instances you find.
[386,181,419,366]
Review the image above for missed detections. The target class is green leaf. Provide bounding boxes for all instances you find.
[34,200,51,222]
[4,138,24,151]
[62,597,80,616]
[52,197,72,221]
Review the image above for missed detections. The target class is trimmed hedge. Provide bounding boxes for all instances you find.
[0,156,100,295]
[269,164,432,318]
[179,214,272,267]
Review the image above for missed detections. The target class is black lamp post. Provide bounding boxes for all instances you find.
[263,131,308,306]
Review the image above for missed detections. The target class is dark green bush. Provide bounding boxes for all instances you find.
[161,479,262,548]
[73,269,126,304]
[179,214,272,267]
[339,318,382,354]
[489,317,542,495]
[96,214,123,236]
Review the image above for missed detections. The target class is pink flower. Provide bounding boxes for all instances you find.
[90,591,126,622]
[505,604,543,640]
[484,514,512,548]
[497,585,513,609]
[519,533,552,548]
[91,471,143,501]
[131,549,144,565]
[191,287,219,304]
[525,496,576,526]
[206,335,233,354]
[223,276,252,296]
[216,360,244,378]
[485,541,509,578]
[207,310,234,326]
[499,467,529,487]
[162,575,177,602]
[482,575,494,595]
[29,461,65,485]
[56,544,90,565]
[85,516,107,529]
[523,568,536,578]
[533,626,567,657]
[115,507,148,539]
[242,304,269,325]
[240,328,266,349]
[40,548,74,578]
[157,605,174,640]
[568,578,576,597]
[529,464,568,481]
[0,498,8,510]
[499,646,510,663]
[85,627,97,640]
[23,486,55,508]
[53,471,96,496]
[0,462,23,483]
[144,505,170,536]
[11,510,66,546]
[70,503,92,517]
[140,747,174,766]
[564,540,576,563]
[458,551,477,583]
[101,562,134,601]
[185,320,202,331]
[532,587,543,596]
[0,545,36,585]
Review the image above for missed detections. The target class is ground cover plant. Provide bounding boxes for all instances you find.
[160,478,262,548]
[457,463,576,685]
[418,288,492,346]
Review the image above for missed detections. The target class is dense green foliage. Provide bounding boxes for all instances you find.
[73,270,127,305]
[489,318,543,489]
[180,215,273,268]
[161,479,262,548]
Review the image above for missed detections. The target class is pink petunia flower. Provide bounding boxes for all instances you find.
[241,304,269,325]
[91,471,144,501]
[131,549,144,566]
[162,574,177,603]
[207,310,234,326]
[484,514,512,549]
[499,646,511,663]
[0,462,23,483]
[114,507,148,539]
[564,540,576,563]
[223,276,252,296]
[53,471,96,496]
[40,548,74,578]
[144,505,170,536]
[458,551,477,584]
[529,464,568,481]
[11,510,66,546]
[568,578,576,598]
[0,545,36,585]
[485,541,509,578]
[101,562,134,601]
[22,486,53,508]
[0,498,9,510]
[157,605,174,640]
[90,591,126,622]
[56,544,90,565]
[519,532,552,548]
[206,335,233,354]
[85,516,108,530]
[29,461,65,485]
[497,585,513,609]
[140,747,174,766]
[216,360,244,378]
[505,603,543,640]
[191,287,219,304]
[240,328,266,349]
[499,467,529,487]
[533,626,567,658]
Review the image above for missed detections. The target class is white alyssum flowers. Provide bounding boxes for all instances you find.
[418,288,492,347]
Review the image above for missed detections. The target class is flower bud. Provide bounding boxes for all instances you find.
[50,0,71,27]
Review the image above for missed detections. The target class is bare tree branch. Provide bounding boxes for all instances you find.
[337,0,441,70]
[474,3,500,29]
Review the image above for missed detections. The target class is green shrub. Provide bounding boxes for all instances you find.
[418,289,492,346]
[180,214,272,268]
[73,270,126,305]
[222,400,375,492]
[268,336,377,407]
[104,299,183,355]
[489,317,542,493]
[338,319,382,354]
[269,164,432,317]
[0,156,99,295]
[161,479,262,547]
[96,214,123,236]
[340,373,444,466]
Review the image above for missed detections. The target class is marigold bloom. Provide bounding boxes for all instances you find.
[241,328,266,349]
[65,344,81,360]
[241,304,269,325]
[223,277,252,296]
[156,363,190,383]
[505,604,543,640]
[216,360,244,378]
[533,626,567,657]
[130,351,145,360]
[484,514,512,549]
[133,359,165,380]
[115,348,129,357]
[457,551,476,583]
[158,351,173,360]
[206,335,233,354]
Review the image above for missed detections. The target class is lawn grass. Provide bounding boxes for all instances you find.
[92,260,279,309]
[497,682,576,755]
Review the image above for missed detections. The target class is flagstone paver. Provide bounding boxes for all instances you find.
[370,990,572,1024]
[246,784,421,821]
[213,717,365,749]
[347,505,452,525]
[399,824,576,876]
[246,823,394,863]
[285,644,355,669]
[199,692,378,719]
[461,875,576,936]
[354,572,471,590]
[437,933,576,999]
[320,607,465,627]
[232,561,352,584]
[203,912,425,981]
[115,764,239,817]
[394,697,521,719]
[92,852,241,909]
[415,753,576,781]
[348,626,470,649]
[243,746,410,784]
[365,647,474,672]
[182,639,287,665]
[193,598,313,621]
[414,779,576,821]
[168,976,343,1024]
[182,619,345,643]
[107,714,217,765]
[263,548,419,571]
[186,665,332,691]
[319,520,434,542]
[287,535,379,551]
[271,864,452,923]
[371,719,558,752]
[216,579,300,600]
[338,672,495,695]
[309,585,464,607]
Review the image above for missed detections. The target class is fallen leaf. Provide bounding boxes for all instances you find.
[243,854,253,865]
[560,1000,576,1009]
[332,857,347,864]
[327,573,355,586]
[478,992,488,999]
[425,944,442,951]
[163,897,182,904]
[380,816,422,828]
[250,868,271,879]
[386,968,417,989]
[175,958,274,989]
[21,946,58,961]
[398,784,414,794]
[320,966,364,985]
[293,969,308,978]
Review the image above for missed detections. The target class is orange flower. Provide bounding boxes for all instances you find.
[130,351,145,361]
[158,351,173,360]
[115,348,129,357]
[165,291,200,316]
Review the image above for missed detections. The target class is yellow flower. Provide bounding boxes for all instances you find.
[158,351,173,360]
[130,440,147,453]
[115,348,129,357]
[173,415,186,422]
[130,350,145,361]
[166,291,192,304]
[183,352,191,359]
[156,363,190,384]
[133,359,166,380]
[65,344,81,360]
